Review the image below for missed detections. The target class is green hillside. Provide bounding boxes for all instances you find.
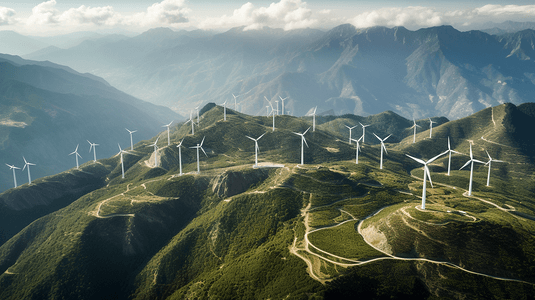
[0,103,534,299]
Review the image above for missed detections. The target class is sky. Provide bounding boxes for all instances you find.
[0,0,534,36]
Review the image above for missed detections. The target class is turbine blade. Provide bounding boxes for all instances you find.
[373,133,381,141]
[428,150,448,164]
[303,136,309,148]
[303,127,310,135]
[448,136,451,150]
[425,165,433,188]
[201,146,207,157]
[473,159,485,164]
[405,154,425,165]
[200,136,205,146]
[460,160,471,170]
[246,135,255,141]
[384,134,391,141]
[382,142,388,154]
[486,150,491,161]
[258,132,266,140]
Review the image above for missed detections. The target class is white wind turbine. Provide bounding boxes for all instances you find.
[279,96,288,115]
[373,133,391,170]
[190,136,207,174]
[126,128,137,150]
[460,144,485,196]
[359,122,370,144]
[6,164,20,188]
[221,100,228,121]
[147,137,160,167]
[176,138,185,176]
[118,143,128,179]
[445,137,461,176]
[69,144,82,169]
[186,111,196,135]
[195,106,200,125]
[429,118,437,138]
[410,119,421,143]
[293,127,311,165]
[350,136,363,164]
[265,105,270,116]
[485,150,504,187]
[265,97,276,132]
[87,140,99,162]
[233,93,240,111]
[308,107,317,132]
[22,156,35,185]
[405,151,448,210]
[246,133,266,168]
[345,124,358,144]
[162,121,173,146]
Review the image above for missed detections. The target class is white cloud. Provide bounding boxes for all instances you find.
[350,6,443,29]
[27,0,59,25]
[58,5,120,26]
[0,7,16,25]
[474,4,535,16]
[199,0,317,31]
[127,0,190,26]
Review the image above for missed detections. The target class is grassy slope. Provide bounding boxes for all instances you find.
[0,103,534,299]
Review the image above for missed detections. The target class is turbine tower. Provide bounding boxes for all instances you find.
[147,137,160,167]
[162,121,173,146]
[410,119,421,143]
[232,93,239,111]
[190,136,207,174]
[275,100,279,115]
[195,106,200,125]
[69,144,82,169]
[406,151,448,210]
[221,100,228,121]
[345,124,358,144]
[265,97,276,132]
[350,136,363,164]
[176,138,184,176]
[279,96,288,115]
[6,164,20,188]
[87,140,99,162]
[308,106,317,132]
[429,118,437,138]
[460,144,485,196]
[126,128,137,150]
[373,133,391,170]
[22,156,35,185]
[293,127,310,165]
[246,133,266,168]
[485,150,504,187]
[118,143,128,179]
[359,122,370,144]
[445,137,460,176]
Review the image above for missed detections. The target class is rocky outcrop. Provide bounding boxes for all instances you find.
[211,168,271,198]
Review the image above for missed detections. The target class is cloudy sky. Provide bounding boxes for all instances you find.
[0,0,534,36]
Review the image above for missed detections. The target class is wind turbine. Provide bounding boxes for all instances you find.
[147,137,160,167]
[265,97,276,132]
[345,124,358,144]
[445,137,461,176]
[350,136,363,164]
[308,106,317,132]
[6,164,20,188]
[279,96,288,115]
[69,144,82,169]
[195,106,200,125]
[126,128,137,150]
[186,111,196,135]
[293,127,310,165]
[429,118,437,139]
[373,133,391,170]
[221,100,228,121]
[87,140,99,162]
[359,122,370,144]
[22,156,35,185]
[246,133,266,168]
[460,144,485,196]
[232,93,239,111]
[275,100,279,115]
[162,121,173,146]
[265,105,270,116]
[485,150,504,187]
[190,136,207,174]
[118,143,128,179]
[410,119,421,143]
[405,151,448,210]
[176,138,184,176]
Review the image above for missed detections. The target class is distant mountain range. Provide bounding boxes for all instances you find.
[0,102,534,299]
[16,23,535,121]
[0,54,180,193]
